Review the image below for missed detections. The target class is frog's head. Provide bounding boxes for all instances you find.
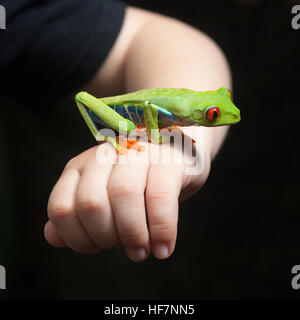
[185,88,241,126]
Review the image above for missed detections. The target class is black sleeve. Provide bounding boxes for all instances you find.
[0,0,126,113]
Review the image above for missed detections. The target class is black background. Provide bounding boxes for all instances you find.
[0,0,300,299]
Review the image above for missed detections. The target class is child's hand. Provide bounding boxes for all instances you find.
[45,136,211,262]
[45,4,231,262]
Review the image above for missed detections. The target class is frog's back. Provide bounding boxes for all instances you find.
[94,88,195,128]
[100,88,195,105]
[97,88,197,129]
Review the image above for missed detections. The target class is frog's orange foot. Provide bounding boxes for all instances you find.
[167,125,179,131]
[166,125,179,131]
[129,143,146,152]
[127,139,146,151]
[116,136,146,153]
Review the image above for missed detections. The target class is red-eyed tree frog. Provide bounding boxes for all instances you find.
[75,87,240,153]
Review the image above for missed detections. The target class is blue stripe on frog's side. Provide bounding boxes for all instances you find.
[113,105,144,125]
[111,104,181,128]
[86,103,188,130]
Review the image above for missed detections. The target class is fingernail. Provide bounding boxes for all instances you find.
[154,243,169,259]
[127,248,147,262]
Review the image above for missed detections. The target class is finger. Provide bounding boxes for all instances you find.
[47,166,101,253]
[76,144,121,248]
[146,164,183,259]
[108,155,150,262]
[44,220,66,247]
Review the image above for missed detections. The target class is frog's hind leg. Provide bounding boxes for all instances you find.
[76,92,145,153]
[75,91,135,136]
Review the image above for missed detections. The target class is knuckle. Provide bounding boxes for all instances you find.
[108,182,142,199]
[147,190,177,203]
[47,201,73,224]
[65,158,76,170]
[77,196,108,217]
[150,221,177,240]
[151,220,176,233]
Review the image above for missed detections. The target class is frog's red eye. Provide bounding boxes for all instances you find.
[228,88,233,100]
[206,106,220,121]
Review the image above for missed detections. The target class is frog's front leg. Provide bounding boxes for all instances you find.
[76,92,140,153]
[143,102,195,147]
[143,101,170,144]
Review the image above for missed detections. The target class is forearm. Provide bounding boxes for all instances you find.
[85,6,231,159]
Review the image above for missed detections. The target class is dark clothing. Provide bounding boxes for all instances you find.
[0,0,125,111]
